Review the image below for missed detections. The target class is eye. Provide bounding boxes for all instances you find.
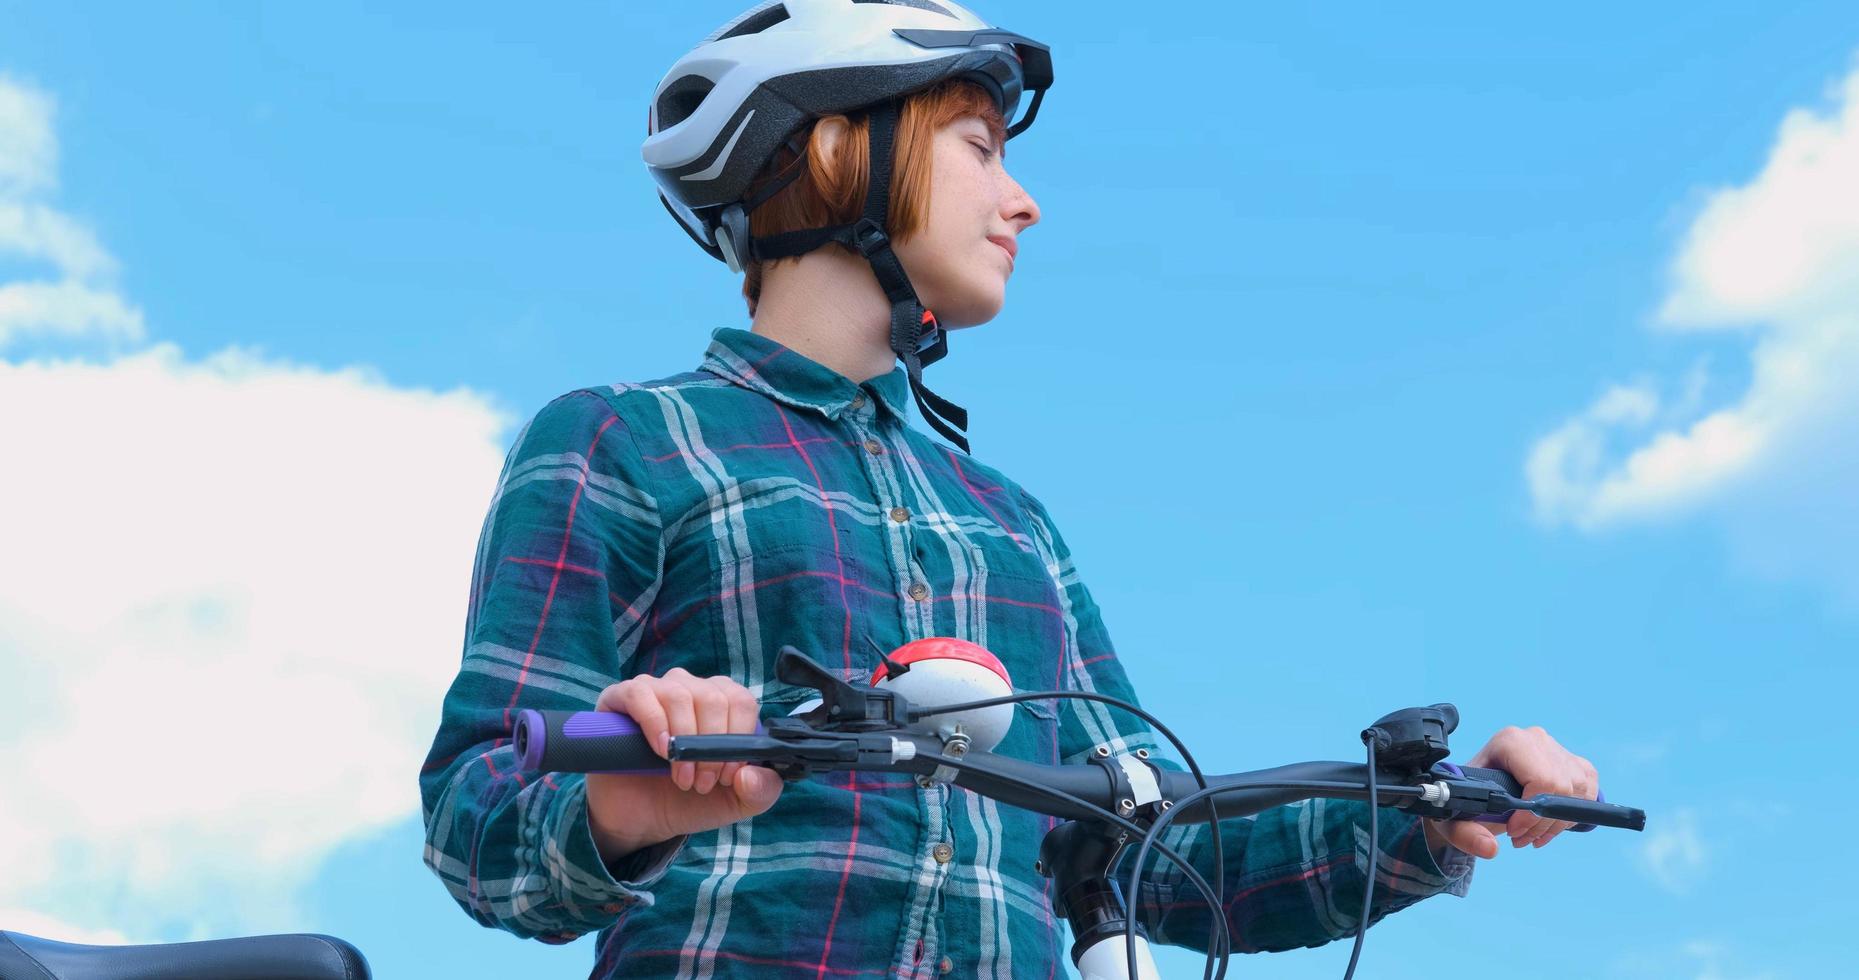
[969,139,995,161]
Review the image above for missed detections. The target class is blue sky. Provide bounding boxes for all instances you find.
[3,2,1855,977]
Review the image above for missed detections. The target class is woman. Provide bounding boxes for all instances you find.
[419,2,1601,977]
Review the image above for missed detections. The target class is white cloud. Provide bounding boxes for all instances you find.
[1612,940,1779,980]
[1637,806,1709,894]
[0,75,143,348]
[1528,55,1859,599]
[0,76,55,194]
[0,77,511,941]
[0,279,143,344]
[0,908,132,947]
[0,202,116,278]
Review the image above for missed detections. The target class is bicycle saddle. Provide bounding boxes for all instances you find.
[0,930,370,980]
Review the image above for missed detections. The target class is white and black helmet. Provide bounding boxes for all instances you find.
[640,1,1054,454]
[644,0,1051,270]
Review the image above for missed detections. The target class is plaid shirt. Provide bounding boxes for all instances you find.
[419,327,1473,979]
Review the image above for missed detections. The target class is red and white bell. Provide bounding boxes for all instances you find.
[871,637,1016,753]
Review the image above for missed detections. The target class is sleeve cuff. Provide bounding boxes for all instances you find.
[534,776,688,935]
[1430,843,1477,897]
[601,830,687,889]
[1357,811,1476,904]
[1398,814,1476,898]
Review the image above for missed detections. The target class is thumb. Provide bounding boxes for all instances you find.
[1444,820,1501,859]
[729,765,784,816]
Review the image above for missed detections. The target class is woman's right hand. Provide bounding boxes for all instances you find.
[584,668,785,863]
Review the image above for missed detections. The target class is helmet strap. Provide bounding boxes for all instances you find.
[748,100,971,453]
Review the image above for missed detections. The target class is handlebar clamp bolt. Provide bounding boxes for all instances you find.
[1093,745,1111,758]
[1117,798,1136,816]
[1159,800,1171,811]
[1135,748,1150,759]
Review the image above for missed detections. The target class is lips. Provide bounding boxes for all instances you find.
[987,236,1017,262]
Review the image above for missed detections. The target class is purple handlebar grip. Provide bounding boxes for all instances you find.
[514,709,772,776]
[564,711,643,740]
[515,708,665,775]
[516,708,547,772]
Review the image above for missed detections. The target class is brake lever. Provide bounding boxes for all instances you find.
[669,717,921,782]
[1413,762,1646,832]
[774,645,913,731]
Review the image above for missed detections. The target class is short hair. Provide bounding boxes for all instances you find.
[741,79,1008,316]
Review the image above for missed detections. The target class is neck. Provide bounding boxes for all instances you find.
[750,248,897,383]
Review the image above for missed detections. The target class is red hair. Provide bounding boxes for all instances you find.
[741,80,1007,316]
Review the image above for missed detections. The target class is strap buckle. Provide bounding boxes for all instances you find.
[849,218,891,259]
[915,313,949,367]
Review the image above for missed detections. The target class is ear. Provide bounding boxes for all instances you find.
[812,115,850,165]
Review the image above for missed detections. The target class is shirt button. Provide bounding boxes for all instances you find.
[850,394,866,409]
[939,956,953,974]
[864,439,885,456]
[907,583,930,601]
[889,506,910,524]
[931,841,953,863]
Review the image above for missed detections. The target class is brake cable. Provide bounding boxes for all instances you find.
[1342,735,1379,980]
[914,693,1442,980]
[915,690,1231,978]
[910,747,1232,973]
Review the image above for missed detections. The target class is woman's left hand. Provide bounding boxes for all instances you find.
[1422,725,1600,860]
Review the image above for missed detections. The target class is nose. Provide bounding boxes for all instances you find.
[1001,170,1040,232]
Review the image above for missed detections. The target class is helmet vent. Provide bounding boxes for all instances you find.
[852,0,956,16]
[655,74,717,131]
[712,3,791,42]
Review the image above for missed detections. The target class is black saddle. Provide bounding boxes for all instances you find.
[0,930,370,980]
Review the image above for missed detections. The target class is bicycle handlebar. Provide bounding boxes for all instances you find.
[512,649,1646,980]
[512,708,1645,832]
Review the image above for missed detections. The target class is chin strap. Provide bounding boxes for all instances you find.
[747,100,971,454]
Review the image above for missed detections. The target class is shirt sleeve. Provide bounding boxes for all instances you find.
[418,390,687,944]
[1016,489,1475,956]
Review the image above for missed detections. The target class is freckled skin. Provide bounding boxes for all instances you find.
[892,116,1040,330]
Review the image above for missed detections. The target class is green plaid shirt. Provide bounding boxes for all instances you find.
[419,327,1472,978]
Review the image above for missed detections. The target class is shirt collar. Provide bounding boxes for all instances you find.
[700,327,912,423]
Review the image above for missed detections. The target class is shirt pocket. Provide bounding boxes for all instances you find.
[1002,694,1062,767]
[669,515,877,683]
[966,555,1069,698]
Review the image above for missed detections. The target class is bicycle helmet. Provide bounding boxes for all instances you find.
[642,0,1054,452]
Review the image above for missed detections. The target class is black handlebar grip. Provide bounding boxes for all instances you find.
[1527,795,1648,832]
[514,709,669,775]
[1445,763,1643,832]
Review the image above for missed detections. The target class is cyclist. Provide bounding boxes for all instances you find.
[418,2,1603,976]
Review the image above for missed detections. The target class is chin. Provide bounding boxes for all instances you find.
[927,282,1007,329]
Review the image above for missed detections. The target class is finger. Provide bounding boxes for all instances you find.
[1509,798,1562,845]
[688,681,730,794]
[1511,777,1576,846]
[733,764,784,813]
[601,680,672,762]
[658,681,697,791]
[1502,729,1568,845]
[1510,812,1550,847]
[1532,759,1598,848]
[1445,820,1500,859]
[720,683,761,789]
